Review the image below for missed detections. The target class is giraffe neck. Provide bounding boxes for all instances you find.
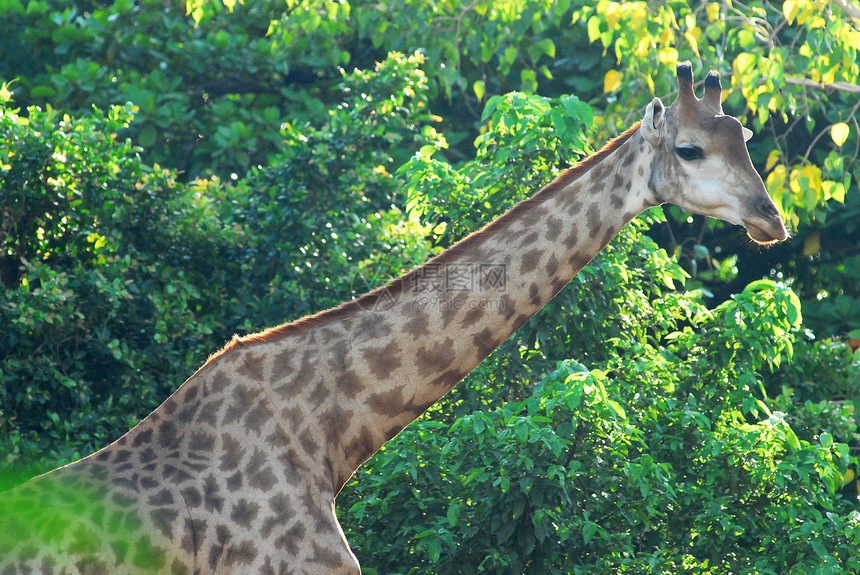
[280,123,653,490]
[188,123,655,497]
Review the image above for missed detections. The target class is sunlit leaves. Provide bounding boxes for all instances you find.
[790,164,824,211]
[705,2,721,22]
[767,150,851,227]
[733,52,759,76]
[582,0,859,242]
[472,79,485,102]
[783,0,801,24]
[0,98,239,479]
[403,90,592,245]
[185,0,243,25]
[603,69,622,93]
[831,122,850,147]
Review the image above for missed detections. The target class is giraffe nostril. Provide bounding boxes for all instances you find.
[760,201,778,219]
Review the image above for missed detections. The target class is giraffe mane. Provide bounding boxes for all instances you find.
[206,121,642,366]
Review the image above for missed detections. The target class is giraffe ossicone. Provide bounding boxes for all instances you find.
[0,63,787,574]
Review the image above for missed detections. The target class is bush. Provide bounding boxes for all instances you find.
[0,95,239,481]
[228,52,445,329]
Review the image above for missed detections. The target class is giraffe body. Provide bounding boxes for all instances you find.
[0,64,786,574]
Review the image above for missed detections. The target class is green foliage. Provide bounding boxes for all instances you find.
[766,338,860,456]
[2,0,307,177]
[266,0,576,98]
[225,51,445,327]
[2,1,860,572]
[0,96,239,480]
[798,252,860,339]
[0,0,585,178]
[403,90,593,245]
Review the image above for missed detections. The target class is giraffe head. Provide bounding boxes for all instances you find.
[640,62,788,244]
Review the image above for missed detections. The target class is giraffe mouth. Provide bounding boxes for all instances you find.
[743,218,789,245]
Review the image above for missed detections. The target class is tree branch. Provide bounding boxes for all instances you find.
[784,77,860,94]
[833,0,860,21]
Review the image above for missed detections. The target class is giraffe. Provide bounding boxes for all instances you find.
[0,63,787,574]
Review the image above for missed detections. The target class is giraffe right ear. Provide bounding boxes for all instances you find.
[640,97,665,146]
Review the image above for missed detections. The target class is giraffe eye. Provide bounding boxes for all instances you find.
[676,145,704,161]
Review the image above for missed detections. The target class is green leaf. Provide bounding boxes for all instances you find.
[583,522,598,545]
[138,124,157,148]
[779,422,801,450]
[606,399,627,421]
[515,421,529,443]
[427,537,441,561]
[419,144,437,158]
[30,85,56,99]
[755,399,772,417]
[503,46,517,67]
[520,69,537,93]
[587,16,602,44]
[58,376,77,389]
[472,416,485,435]
[473,80,485,102]
[537,38,556,58]
[744,279,775,293]
[446,503,460,527]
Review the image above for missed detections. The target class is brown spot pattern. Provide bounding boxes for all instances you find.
[519,248,542,274]
[242,352,265,382]
[403,313,430,338]
[363,341,403,379]
[416,338,456,377]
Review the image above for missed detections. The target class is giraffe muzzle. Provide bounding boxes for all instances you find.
[742,212,789,245]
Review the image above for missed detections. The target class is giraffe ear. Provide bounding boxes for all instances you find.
[641,97,665,146]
